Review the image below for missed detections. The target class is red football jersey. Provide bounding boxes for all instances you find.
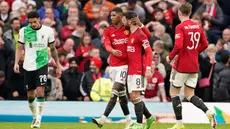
[103,26,129,66]
[103,25,151,67]
[169,19,208,73]
[127,28,152,75]
[145,69,164,98]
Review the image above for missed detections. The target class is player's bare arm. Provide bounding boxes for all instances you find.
[49,43,62,77]
[14,43,23,73]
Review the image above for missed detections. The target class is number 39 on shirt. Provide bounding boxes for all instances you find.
[187,32,201,50]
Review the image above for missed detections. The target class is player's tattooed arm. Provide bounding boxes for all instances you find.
[49,43,62,77]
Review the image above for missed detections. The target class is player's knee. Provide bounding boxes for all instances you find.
[36,87,45,97]
[113,82,124,91]
[129,92,140,101]
[131,96,141,104]
[185,94,195,101]
[27,90,35,99]
[111,89,119,98]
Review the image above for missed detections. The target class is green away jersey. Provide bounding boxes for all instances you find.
[18,25,55,71]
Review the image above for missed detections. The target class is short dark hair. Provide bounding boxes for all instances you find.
[220,51,229,64]
[128,0,137,4]
[10,17,20,24]
[77,20,86,26]
[27,11,40,19]
[178,3,192,16]
[154,8,164,14]
[111,7,123,14]
[69,57,81,65]
[124,11,137,20]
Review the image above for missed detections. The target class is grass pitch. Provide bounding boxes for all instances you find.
[0,123,229,129]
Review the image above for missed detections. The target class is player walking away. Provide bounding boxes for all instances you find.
[92,7,151,129]
[166,3,216,129]
[123,11,156,129]
[14,11,61,128]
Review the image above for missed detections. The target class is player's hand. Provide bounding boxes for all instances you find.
[83,96,90,101]
[13,64,20,73]
[0,96,4,100]
[82,52,89,57]
[166,56,171,64]
[12,91,19,97]
[145,69,152,79]
[56,66,62,78]
[63,96,68,100]
[111,49,122,57]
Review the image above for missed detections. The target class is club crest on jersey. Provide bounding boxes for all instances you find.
[152,78,158,83]
[124,30,129,35]
[131,38,134,44]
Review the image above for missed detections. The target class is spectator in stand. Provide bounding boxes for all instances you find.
[222,28,230,51]
[215,38,228,62]
[0,26,14,73]
[18,7,28,26]
[90,67,113,102]
[0,1,10,31]
[62,4,91,31]
[37,0,60,20]
[3,18,21,51]
[57,0,81,17]
[152,51,166,78]
[143,60,167,102]
[83,0,116,20]
[147,22,172,49]
[84,47,100,72]
[212,51,230,102]
[60,16,78,41]
[217,0,230,27]
[58,38,75,70]
[70,20,87,51]
[194,0,224,37]
[198,44,217,102]
[149,8,173,39]
[152,40,171,98]
[45,8,63,32]
[0,71,10,100]
[11,0,36,11]
[27,4,36,13]
[42,17,52,27]
[46,74,63,101]
[61,57,86,101]
[92,5,110,26]
[120,4,128,14]
[83,57,104,101]
[7,50,26,100]
[75,33,94,72]
[145,0,180,25]
[117,0,146,22]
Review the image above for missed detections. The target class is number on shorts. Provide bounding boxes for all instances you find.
[39,75,47,83]
[136,78,141,86]
[120,71,126,78]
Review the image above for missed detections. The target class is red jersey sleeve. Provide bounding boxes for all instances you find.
[103,28,113,53]
[157,71,164,86]
[169,25,184,60]
[141,27,151,39]
[140,35,152,69]
[199,28,208,53]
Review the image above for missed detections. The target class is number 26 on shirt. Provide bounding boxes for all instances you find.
[187,32,201,50]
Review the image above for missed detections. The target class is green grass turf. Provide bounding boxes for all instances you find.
[0,123,229,129]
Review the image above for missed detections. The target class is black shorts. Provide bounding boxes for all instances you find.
[24,65,48,91]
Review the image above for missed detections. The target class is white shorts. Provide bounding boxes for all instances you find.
[127,75,147,93]
[170,69,198,88]
[109,65,128,85]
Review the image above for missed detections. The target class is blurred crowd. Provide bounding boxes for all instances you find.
[0,0,230,102]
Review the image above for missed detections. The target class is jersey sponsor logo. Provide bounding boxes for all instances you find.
[175,34,181,39]
[124,30,129,35]
[147,83,156,89]
[112,38,128,45]
[142,39,150,49]
[127,46,135,52]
